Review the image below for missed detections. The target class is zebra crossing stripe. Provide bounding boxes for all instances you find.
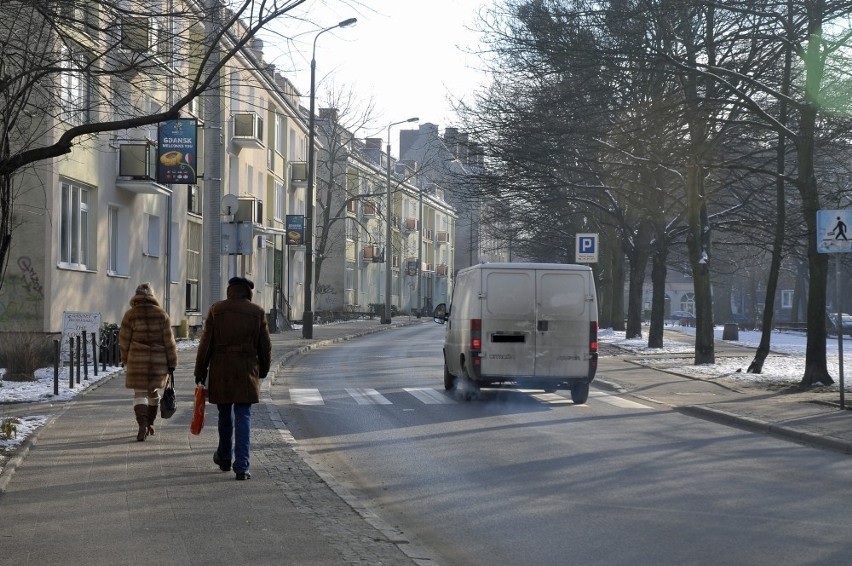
[404,387,456,404]
[345,388,392,405]
[589,391,652,409]
[290,388,324,405]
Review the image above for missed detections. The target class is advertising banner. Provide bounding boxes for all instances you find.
[157,118,198,184]
[286,215,304,245]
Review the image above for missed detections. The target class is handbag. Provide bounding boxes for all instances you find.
[190,385,205,435]
[160,370,177,419]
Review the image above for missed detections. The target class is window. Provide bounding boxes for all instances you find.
[108,205,129,276]
[186,221,202,312]
[781,289,794,309]
[60,46,93,125]
[59,182,90,269]
[265,246,274,285]
[146,214,161,257]
[188,185,202,215]
[274,181,285,221]
[275,114,284,155]
[345,218,356,241]
[345,263,355,291]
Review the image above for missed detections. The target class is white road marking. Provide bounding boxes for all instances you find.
[290,388,324,405]
[589,391,653,409]
[404,387,456,404]
[346,387,392,405]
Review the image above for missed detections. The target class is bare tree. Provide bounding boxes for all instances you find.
[0,0,309,288]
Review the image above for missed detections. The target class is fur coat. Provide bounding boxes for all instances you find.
[194,281,272,404]
[119,289,178,391]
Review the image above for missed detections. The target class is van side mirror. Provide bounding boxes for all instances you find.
[433,303,448,324]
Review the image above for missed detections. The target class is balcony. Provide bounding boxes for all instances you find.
[436,231,449,244]
[362,245,380,262]
[362,202,377,216]
[436,264,448,276]
[232,112,264,150]
[116,141,169,195]
[290,162,308,189]
[404,218,418,231]
[234,196,263,225]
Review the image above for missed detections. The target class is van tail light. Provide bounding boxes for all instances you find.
[471,319,482,375]
[589,321,598,378]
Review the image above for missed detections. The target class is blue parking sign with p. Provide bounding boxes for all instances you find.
[575,233,598,263]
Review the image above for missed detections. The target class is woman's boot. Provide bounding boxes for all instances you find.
[134,404,149,441]
[146,404,158,436]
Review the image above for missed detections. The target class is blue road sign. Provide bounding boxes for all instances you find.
[817,210,851,253]
[575,233,598,263]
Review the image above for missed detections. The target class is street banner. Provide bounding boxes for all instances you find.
[817,209,851,253]
[157,118,198,184]
[286,215,304,245]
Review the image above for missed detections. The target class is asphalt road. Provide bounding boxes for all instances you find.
[269,324,852,566]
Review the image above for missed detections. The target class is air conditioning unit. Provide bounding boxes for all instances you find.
[234,197,263,224]
[232,112,264,149]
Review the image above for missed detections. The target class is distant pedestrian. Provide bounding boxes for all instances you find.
[119,283,178,442]
[832,217,848,240]
[194,277,272,480]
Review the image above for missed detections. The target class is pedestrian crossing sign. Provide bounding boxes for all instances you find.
[817,210,851,253]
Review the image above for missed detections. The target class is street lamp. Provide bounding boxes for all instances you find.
[383,117,419,324]
[303,17,357,339]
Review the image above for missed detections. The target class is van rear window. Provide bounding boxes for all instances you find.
[491,334,526,343]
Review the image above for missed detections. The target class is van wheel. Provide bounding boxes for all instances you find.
[570,382,590,404]
[444,362,455,391]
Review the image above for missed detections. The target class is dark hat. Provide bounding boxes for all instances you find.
[228,276,254,290]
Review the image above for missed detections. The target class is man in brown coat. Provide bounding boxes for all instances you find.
[194,277,272,480]
[119,283,178,441]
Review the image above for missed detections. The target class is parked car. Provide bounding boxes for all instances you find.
[667,310,696,326]
[829,313,852,337]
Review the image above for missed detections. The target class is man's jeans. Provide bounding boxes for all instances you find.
[216,403,252,474]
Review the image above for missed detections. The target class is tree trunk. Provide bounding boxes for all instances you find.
[647,223,668,349]
[625,221,653,339]
[685,162,715,364]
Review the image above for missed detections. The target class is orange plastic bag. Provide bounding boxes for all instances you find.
[190,385,206,435]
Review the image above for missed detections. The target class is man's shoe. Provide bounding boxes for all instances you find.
[235,472,252,481]
[213,452,231,472]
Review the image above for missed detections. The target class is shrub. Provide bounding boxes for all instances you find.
[0,332,54,382]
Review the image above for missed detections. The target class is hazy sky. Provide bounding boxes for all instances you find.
[263,0,490,154]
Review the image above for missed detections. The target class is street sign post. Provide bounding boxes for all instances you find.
[575,233,598,263]
[817,209,850,408]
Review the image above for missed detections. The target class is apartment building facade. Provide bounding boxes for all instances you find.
[0,2,312,335]
[311,112,456,317]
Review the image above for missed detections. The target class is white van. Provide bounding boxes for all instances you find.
[434,263,598,403]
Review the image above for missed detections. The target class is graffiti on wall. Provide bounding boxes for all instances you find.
[0,256,45,322]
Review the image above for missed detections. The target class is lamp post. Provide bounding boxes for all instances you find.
[383,117,419,324]
[303,17,357,339]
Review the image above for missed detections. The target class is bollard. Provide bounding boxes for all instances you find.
[82,331,89,380]
[76,335,81,384]
[68,337,74,388]
[53,340,60,396]
[91,332,98,376]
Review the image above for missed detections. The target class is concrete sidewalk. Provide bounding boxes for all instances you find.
[0,317,433,566]
[0,319,850,566]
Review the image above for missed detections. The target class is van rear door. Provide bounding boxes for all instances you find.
[481,270,536,377]
[534,269,591,377]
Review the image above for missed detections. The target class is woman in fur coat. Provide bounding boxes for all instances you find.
[119,283,178,441]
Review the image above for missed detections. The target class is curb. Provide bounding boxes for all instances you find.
[678,405,852,456]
